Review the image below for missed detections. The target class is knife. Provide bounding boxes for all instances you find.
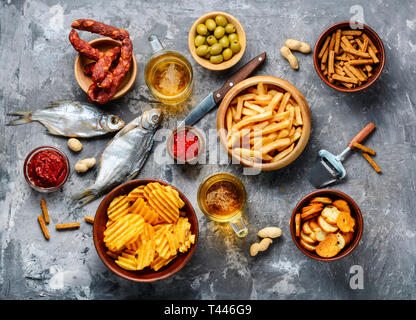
[178,52,267,127]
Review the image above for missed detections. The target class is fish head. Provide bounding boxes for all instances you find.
[101,115,126,132]
[141,108,162,131]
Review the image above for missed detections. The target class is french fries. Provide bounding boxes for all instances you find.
[103,182,195,272]
[226,82,304,164]
[318,28,380,89]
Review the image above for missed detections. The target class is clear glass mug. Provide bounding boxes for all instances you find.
[197,172,248,237]
[144,35,193,105]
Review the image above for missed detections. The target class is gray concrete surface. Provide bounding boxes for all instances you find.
[1,0,415,300]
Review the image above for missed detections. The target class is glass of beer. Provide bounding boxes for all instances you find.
[144,35,193,105]
[197,172,248,237]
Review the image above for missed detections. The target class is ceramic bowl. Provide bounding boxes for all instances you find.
[216,75,311,171]
[93,179,199,282]
[290,189,363,261]
[74,37,137,100]
[188,11,246,71]
[313,21,385,92]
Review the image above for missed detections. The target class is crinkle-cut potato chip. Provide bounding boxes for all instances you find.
[104,214,145,252]
[140,223,155,243]
[136,239,156,270]
[115,252,137,271]
[104,182,195,272]
[126,185,145,201]
[147,191,179,224]
[151,255,177,272]
[129,197,158,224]
[107,195,130,221]
[125,236,141,251]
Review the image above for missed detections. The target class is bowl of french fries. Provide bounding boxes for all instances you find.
[313,21,385,92]
[93,179,199,282]
[216,75,311,171]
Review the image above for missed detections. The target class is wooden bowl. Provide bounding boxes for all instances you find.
[188,12,246,71]
[216,75,311,171]
[313,21,385,92]
[290,189,363,262]
[93,179,199,282]
[74,37,138,100]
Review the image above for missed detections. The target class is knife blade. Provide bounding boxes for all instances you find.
[178,52,266,127]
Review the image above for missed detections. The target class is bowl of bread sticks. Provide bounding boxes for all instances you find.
[313,21,385,92]
[216,75,311,171]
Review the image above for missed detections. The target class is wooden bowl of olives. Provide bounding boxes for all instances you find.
[188,12,246,71]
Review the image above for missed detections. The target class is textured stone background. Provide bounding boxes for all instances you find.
[1,0,415,299]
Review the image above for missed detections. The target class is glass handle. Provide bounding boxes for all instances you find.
[148,34,164,53]
[229,215,248,237]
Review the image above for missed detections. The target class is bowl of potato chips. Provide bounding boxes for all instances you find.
[217,75,311,171]
[93,179,199,282]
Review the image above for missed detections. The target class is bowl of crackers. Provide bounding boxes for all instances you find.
[216,75,311,171]
[290,189,363,261]
[93,179,199,282]
[313,21,385,92]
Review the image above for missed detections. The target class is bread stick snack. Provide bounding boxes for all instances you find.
[84,216,94,224]
[317,27,380,89]
[56,222,80,230]
[295,196,356,258]
[38,215,50,240]
[225,82,304,165]
[40,199,50,224]
[362,152,381,173]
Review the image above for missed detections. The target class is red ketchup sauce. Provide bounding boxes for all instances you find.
[27,149,68,188]
[172,130,199,160]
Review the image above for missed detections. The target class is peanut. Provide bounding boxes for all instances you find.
[280,46,298,70]
[75,157,96,173]
[250,238,273,256]
[285,39,311,53]
[257,226,282,239]
[67,138,83,152]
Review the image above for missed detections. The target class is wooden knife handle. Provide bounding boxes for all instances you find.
[348,122,376,148]
[213,52,267,103]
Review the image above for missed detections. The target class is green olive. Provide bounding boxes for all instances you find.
[215,15,228,27]
[206,35,218,46]
[210,54,224,64]
[230,40,241,53]
[209,43,223,55]
[205,18,216,31]
[219,35,230,48]
[214,26,225,39]
[194,35,206,47]
[204,52,211,59]
[225,23,236,34]
[196,23,208,35]
[222,48,233,61]
[228,33,238,42]
[196,45,209,57]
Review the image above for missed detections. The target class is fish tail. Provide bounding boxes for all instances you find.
[6,111,32,126]
[72,188,97,208]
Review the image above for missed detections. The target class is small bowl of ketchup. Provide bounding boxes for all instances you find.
[23,146,70,192]
[167,126,205,165]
